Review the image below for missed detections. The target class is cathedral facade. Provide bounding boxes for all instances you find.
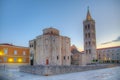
[83,8,97,64]
[29,28,71,66]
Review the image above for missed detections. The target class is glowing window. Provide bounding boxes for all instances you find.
[14,50,17,55]
[8,58,13,62]
[17,58,22,63]
[0,50,4,56]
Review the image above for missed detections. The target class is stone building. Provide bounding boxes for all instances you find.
[97,46,120,63]
[29,27,71,66]
[83,8,97,64]
[71,45,83,65]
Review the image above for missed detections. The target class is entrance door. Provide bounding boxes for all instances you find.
[46,59,49,65]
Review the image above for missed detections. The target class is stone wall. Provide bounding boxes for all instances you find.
[20,64,118,76]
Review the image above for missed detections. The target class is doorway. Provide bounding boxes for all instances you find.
[46,59,49,65]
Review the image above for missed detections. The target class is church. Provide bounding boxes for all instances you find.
[29,27,71,65]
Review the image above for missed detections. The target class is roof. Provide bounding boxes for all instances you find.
[86,7,93,20]
[97,46,120,50]
[0,43,29,49]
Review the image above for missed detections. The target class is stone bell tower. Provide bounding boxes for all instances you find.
[83,8,97,64]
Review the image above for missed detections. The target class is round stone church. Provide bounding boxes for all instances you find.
[29,27,71,66]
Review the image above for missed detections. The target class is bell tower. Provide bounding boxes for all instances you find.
[83,7,97,64]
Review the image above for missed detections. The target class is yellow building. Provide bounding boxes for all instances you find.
[0,43,30,68]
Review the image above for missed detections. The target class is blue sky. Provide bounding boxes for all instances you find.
[0,0,120,50]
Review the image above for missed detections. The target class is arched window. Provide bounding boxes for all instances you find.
[86,42,87,46]
[68,56,69,60]
[85,33,87,38]
[85,25,87,29]
[88,33,90,38]
[89,49,91,54]
[88,24,90,29]
[57,56,59,60]
[89,41,91,46]
[64,56,65,60]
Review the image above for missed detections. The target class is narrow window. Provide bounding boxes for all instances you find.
[89,41,91,46]
[89,49,91,54]
[85,25,87,29]
[57,56,59,60]
[68,56,69,60]
[88,33,90,38]
[86,50,88,54]
[64,56,65,60]
[88,24,90,29]
[86,42,87,46]
[85,33,87,38]
[14,57,17,62]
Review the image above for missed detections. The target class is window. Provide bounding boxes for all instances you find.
[4,57,7,62]
[64,56,65,60]
[85,25,87,29]
[86,50,88,54]
[68,56,69,60]
[86,42,87,46]
[4,48,8,54]
[88,33,90,38]
[89,49,91,54]
[14,57,17,62]
[88,24,90,29]
[30,44,33,47]
[23,58,26,62]
[14,50,17,55]
[23,51,26,55]
[89,41,91,46]
[0,59,2,62]
[57,56,59,60]
[85,34,87,38]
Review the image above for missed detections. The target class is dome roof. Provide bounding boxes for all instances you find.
[43,27,59,35]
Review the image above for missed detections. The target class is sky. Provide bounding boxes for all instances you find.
[0,0,120,51]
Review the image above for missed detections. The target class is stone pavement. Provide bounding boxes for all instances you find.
[0,66,120,80]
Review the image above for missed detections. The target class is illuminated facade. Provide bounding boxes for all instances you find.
[97,46,120,63]
[0,43,30,67]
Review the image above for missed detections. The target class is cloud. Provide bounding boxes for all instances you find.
[101,36,120,45]
[112,36,120,42]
